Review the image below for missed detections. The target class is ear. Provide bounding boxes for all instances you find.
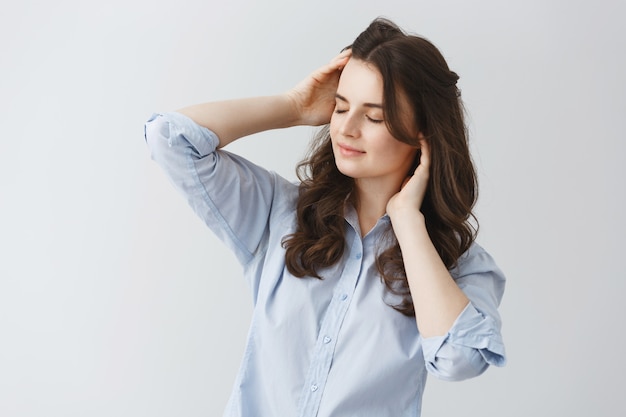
[411,132,425,150]
[409,132,426,169]
[416,131,426,146]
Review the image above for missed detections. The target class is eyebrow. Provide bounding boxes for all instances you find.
[335,93,383,109]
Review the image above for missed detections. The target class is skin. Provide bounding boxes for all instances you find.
[177,50,469,337]
[330,58,419,234]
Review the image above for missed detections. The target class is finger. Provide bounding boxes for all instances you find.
[319,50,352,76]
[396,171,429,211]
[415,133,431,173]
[334,49,352,68]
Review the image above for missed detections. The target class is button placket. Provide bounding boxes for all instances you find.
[297,228,363,417]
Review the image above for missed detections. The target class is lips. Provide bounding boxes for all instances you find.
[338,143,365,156]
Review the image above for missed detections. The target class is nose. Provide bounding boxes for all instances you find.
[338,111,361,138]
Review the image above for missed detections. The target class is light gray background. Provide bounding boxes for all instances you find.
[1,0,624,416]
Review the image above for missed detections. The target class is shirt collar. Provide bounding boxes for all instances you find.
[343,200,391,238]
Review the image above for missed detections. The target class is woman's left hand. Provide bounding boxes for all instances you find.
[386,134,430,220]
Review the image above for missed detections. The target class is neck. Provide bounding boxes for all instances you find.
[352,178,401,236]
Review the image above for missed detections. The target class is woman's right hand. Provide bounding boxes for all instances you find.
[286,49,352,126]
[176,50,351,147]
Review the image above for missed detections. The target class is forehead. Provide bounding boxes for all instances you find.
[337,59,383,101]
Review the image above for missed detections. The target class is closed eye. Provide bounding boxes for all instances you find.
[367,115,384,124]
[335,109,383,123]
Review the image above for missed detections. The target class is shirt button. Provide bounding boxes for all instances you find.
[311,384,318,392]
[356,252,362,259]
[340,294,348,301]
[323,336,331,344]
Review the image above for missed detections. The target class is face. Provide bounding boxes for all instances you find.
[330,59,418,190]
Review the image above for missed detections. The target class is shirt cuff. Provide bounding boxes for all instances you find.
[145,112,219,158]
[421,302,506,381]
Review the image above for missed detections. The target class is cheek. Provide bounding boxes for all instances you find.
[329,122,342,153]
[374,132,405,153]
[329,115,339,137]
[383,141,418,165]
[398,147,419,169]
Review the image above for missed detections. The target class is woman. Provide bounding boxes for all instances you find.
[144,18,505,417]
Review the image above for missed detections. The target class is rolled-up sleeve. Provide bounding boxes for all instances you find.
[421,243,506,381]
[144,112,277,266]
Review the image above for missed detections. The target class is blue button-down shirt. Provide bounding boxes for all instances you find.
[144,112,506,417]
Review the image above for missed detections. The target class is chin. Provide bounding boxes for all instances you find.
[334,161,359,179]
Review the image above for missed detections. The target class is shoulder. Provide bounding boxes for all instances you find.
[450,242,505,284]
[266,173,300,217]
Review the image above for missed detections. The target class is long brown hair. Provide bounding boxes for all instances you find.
[282,18,478,316]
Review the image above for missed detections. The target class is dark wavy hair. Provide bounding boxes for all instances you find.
[282,18,478,316]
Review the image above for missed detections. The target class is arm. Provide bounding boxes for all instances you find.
[392,216,470,338]
[386,138,469,338]
[176,49,352,148]
[387,139,505,380]
[177,95,298,148]
[144,51,351,264]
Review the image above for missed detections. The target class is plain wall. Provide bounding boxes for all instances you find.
[1,0,624,416]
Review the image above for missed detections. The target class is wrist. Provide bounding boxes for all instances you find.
[282,91,306,127]
[388,203,424,224]
[389,209,427,240]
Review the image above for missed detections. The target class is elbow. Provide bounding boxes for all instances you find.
[425,344,492,382]
[144,113,171,157]
[143,112,219,161]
